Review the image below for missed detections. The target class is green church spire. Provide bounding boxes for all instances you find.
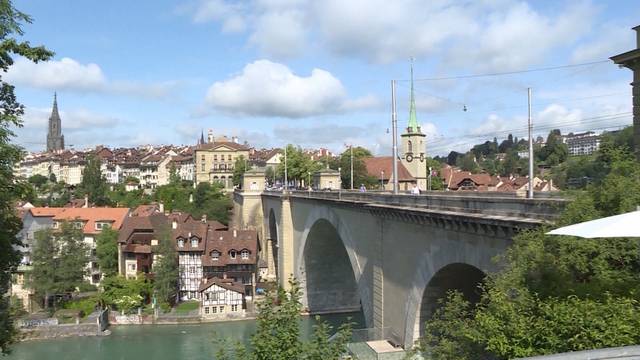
[407,58,420,133]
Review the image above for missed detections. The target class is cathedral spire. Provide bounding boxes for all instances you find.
[46,92,64,152]
[407,58,420,134]
[199,129,205,145]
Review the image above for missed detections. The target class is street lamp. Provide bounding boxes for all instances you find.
[338,167,342,199]
[380,170,385,191]
[307,171,311,194]
[350,144,354,190]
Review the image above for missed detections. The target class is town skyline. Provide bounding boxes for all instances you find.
[8,0,639,155]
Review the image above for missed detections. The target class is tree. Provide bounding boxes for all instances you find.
[191,182,233,224]
[276,145,321,187]
[153,228,178,306]
[95,227,119,277]
[99,275,152,312]
[0,2,53,348]
[214,278,352,360]
[265,166,275,186]
[232,155,248,187]
[29,222,89,309]
[415,157,640,359]
[27,174,48,188]
[331,146,377,189]
[79,154,110,206]
[456,153,479,172]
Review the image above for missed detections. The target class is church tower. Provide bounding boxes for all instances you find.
[46,93,64,152]
[400,61,427,189]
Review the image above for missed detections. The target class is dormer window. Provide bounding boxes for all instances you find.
[178,238,184,248]
[229,250,236,259]
[241,249,249,260]
[211,250,220,261]
[95,222,110,230]
[53,221,60,229]
[190,237,199,248]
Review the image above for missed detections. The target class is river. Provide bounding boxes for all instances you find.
[6,312,364,360]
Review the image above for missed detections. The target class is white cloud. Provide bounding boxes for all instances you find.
[6,57,177,99]
[188,0,596,68]
[7,57,106,91]
[204,60,375,118]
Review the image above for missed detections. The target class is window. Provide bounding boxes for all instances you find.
[229,250,236,259]
[53,221,59,229]
[212,306,218,314]
[128,264,136,271]
[191,237,198,248]
[231,304,238,312]
[204,307,210,314]
[201,164,205,172]
[214,155,217,161]
[219,306,225,313]
[178,239,184,248]
[201,155,205,161]
[407,140,413,153]
[211,250,220,261]
[241,249,249,259]
[95,222,110,230]
[228,155,232,161]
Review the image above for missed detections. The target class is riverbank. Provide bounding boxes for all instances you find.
[19,323,110,341]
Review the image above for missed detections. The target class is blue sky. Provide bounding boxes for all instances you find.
[9,0,640,155]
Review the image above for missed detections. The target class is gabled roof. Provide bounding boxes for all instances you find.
[198,277,245,293]
[51,207,130,234]
[363,157,415,182]
[201,229,258,267]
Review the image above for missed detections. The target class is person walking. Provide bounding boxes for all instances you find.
[359,184,366,192]
[411,183,420,195]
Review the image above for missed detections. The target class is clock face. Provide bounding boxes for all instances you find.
[406,154,413,162]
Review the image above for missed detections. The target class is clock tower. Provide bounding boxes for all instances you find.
[400,61,427,189]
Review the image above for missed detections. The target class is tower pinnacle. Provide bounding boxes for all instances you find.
[407,58,420,134]
[46,92,64,152]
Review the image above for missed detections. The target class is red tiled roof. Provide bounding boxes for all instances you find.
[201,229,258,267]
[50,207,130,234]
[363,157,415,182]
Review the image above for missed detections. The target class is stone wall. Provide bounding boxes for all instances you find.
[19,323,104,341]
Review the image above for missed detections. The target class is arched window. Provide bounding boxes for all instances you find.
[190,237,199,248]
[229,250,237,259]
[407,140,413,153]
[241,249,250,260]
[211,250,220,261]
[177,238,184,248]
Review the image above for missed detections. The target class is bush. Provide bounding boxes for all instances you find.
[77,282,98,292]
[63,297,98,318]
[175,300,199,314]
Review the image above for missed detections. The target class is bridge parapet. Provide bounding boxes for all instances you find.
[262,190,566,223]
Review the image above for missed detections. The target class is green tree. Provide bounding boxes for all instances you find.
[0,1,52,351]
[265,166,275,186]
[153,229,178,306]
[331,146,377,189]
[456,152,479,172]
[99,275,152,312]
[29,222,89,309]
[191,182,232,224]
[276,145,321,188]
[27,174,48,188]
[215,278,352,360]
[232,155,249,187]
[95,227,119,277]
[416,158,640,359]
[79,154,110,206]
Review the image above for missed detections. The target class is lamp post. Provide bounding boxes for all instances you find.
[381,170,385,191]
[307,171,311,195]
[338,167,342,199]
[284,145,288,192]
[350,145,354,190]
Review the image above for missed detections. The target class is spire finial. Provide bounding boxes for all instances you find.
[407,57,419,133]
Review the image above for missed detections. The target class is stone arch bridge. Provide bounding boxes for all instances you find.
[233,190,564,349]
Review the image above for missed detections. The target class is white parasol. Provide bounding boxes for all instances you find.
[546,210,640,238]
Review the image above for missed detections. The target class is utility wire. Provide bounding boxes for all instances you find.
[397,60,610,82]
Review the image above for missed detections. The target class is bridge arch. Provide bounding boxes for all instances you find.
[296,206,372,328]
[267,209,279,280]
[415,263,485,339]
[403,245,493,349]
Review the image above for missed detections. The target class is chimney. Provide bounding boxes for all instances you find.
[83,194,89,208]
[201,214,207,223]
[172,220,177,229]
[233,229,237,238]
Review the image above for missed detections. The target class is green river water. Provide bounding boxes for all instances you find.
[6,312,364,360]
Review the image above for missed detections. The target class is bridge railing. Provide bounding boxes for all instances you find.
[515,345,640,359]
[262,189,566,222]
